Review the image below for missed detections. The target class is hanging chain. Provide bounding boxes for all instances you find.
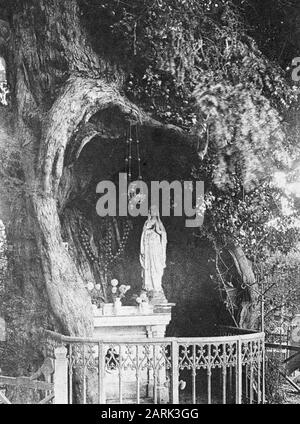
[135,124,142,180]
[126,122,143,184]
[127,123,132,182]
[78,121,143,273]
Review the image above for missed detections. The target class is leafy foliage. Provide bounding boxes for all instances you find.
[193,82,287,190]
[265,355,286,404]
[261,250,300,331]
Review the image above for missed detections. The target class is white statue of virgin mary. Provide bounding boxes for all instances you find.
[140,206,167,302]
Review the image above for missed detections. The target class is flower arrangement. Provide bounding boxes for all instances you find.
[136,291,149,311]
[85,281,102,309]
[110,279,131,304]
[86,281,102,292]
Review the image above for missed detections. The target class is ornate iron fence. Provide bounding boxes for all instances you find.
[43,329,265,404]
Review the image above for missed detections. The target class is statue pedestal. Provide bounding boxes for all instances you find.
[93,303,174,403]
[148,290,168,305]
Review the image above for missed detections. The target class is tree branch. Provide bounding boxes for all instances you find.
[38,75,199,196]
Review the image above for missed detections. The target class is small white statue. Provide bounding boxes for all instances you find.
[140,206,167,303]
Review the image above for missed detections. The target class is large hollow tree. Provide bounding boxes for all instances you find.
[0,0,203,351]
[0,0,295,375]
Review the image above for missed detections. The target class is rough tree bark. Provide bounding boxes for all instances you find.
[228,243,260,329]
[0,0,126,343]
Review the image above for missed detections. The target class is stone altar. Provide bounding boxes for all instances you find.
[93,303,174,403]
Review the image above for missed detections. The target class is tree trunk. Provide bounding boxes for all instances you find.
[0,0,129,357]
[228,243,260,329]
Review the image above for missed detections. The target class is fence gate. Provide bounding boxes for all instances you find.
[0,357,54,404]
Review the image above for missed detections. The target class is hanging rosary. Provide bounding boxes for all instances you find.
[79,215,131,272]
[78,122,144,272]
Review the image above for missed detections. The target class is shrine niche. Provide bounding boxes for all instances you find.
[57,104,220,340]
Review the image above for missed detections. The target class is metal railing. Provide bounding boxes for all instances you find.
[265,331,291,361]
[44,329,265,404]
[265,329,300,394]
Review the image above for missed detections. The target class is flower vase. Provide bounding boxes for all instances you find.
[139,302,149,314]
[114,297,122,314]
[92,304,98,315]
